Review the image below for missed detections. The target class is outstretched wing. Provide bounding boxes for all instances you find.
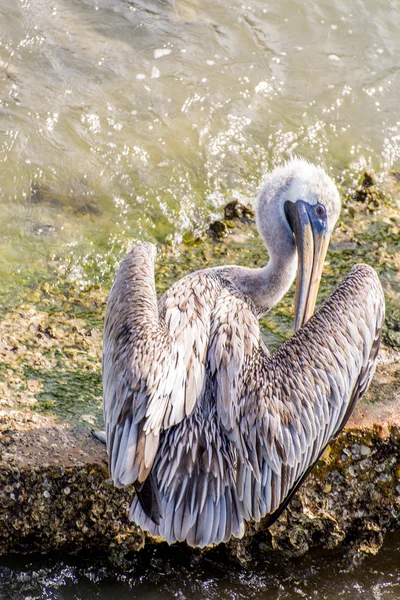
[103,242,220,496]
[218,264,384,524]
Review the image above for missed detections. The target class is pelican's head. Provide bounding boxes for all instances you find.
[256,159,341,331]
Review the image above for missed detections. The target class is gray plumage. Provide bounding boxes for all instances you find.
[102,159,384,548]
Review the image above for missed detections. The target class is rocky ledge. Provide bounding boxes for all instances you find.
[0,174,399,563]
[0,345,399,564]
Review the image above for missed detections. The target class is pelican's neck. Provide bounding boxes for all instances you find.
[228,249,297,316]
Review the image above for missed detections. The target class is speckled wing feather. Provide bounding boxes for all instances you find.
[128,284,261,547]
[231,264,384,524]
[129,400,246,547]
[103,242,220,498]
[208,285,262,447]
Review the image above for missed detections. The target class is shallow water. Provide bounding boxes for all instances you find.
[2,530,400,600]
[1,0,400,296]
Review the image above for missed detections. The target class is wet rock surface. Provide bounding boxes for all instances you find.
[0,396,400,563]
[346,172,387,214]
[0,413,145,556]
[0,183,399,562]
[207,200,254,238]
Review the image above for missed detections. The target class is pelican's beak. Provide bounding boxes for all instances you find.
[284,200,330,332]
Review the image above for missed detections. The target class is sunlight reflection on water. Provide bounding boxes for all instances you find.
[0,0,400,293]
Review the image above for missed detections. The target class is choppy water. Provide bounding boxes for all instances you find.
[2,531,400,600]
[1,0,400,295]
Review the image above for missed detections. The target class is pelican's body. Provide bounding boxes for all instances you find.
[103,160,384,547]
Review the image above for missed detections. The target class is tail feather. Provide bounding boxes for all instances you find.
[129,472,245,547]
[128,411,246,547]
[133,474,161,525]
[130,498,159,538]
[210,495,221,543]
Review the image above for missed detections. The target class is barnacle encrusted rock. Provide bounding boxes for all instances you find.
[0,178,399,561]
[0,412,144,555]
[0,346,399,561]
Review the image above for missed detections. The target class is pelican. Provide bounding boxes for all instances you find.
[102,159,384,548]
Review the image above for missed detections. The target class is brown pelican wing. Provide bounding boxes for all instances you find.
[103,242,220,499]
[208,285,261,433]
[234,264,384,524]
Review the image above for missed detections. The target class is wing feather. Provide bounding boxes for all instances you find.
[215,264,384,526]
[103,242,221,493]
[265,265,382,523]
[208,287,261,433]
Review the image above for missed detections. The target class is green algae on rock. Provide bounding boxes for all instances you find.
[0,179,399,559]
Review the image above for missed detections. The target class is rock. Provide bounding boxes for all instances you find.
[0,183,398,565]
[29,182,53,204]
[383,307,400,349]
[349,172,387,212]
[359,172,375,189]
[74,201,102,217]
[26,180,100,217]
[0,400,400,562]
[30,222,57,237]
[360,445,371,457]
[207,220,227,238]
[224,200,254,220]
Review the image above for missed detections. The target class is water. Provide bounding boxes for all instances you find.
[1,0,400,597]
[2,531,400,599]
[1,0,400,297]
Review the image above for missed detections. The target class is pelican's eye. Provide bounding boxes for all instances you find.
[315,204,326,218]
